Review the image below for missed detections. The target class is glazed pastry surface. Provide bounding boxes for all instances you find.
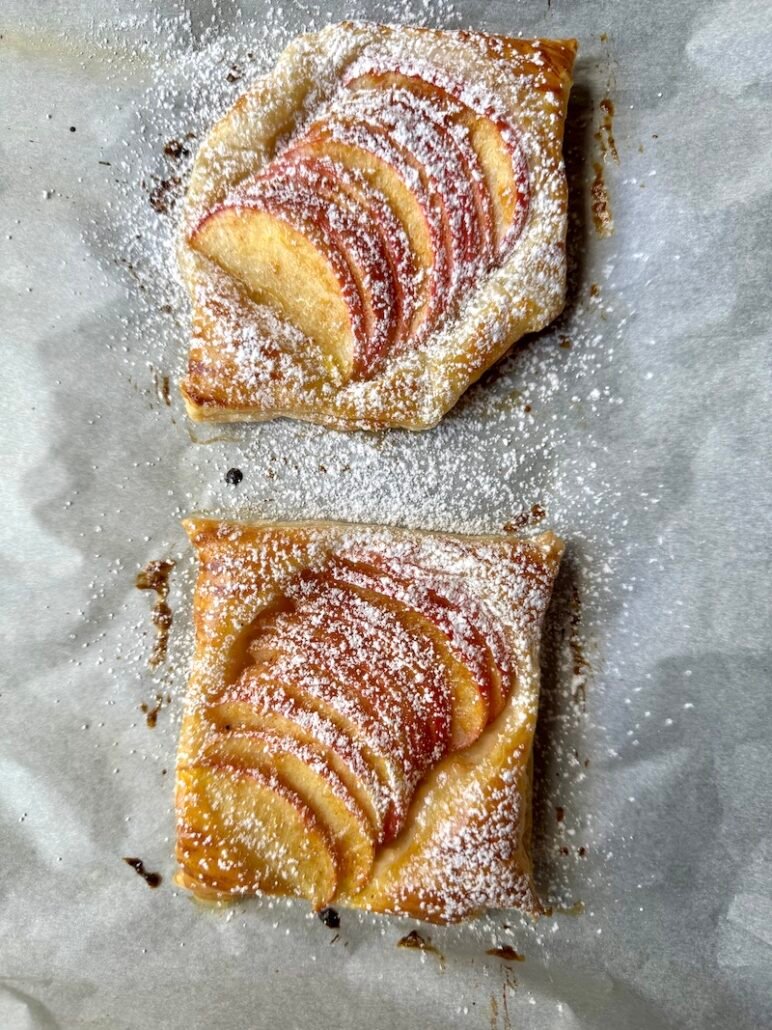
[179,23,576,429]
[176,518,563,923]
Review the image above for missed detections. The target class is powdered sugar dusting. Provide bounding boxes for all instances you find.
[177,22,574,427]
[176,518,561,920]
[75,0,639,974]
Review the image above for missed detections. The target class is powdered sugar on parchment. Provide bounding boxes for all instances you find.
[61,0,671,982]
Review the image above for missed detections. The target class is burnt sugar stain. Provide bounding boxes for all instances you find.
[568,584,591,708]
[489,995,499,1030]
[225,467,243,486]
[595,97,619,164]
[136,559,175,668]
[543,900,585,917]
[164,138,190,160]
[590,95,617,238]
[152,368,171,406]
[503,504,547,533]
[486,945,525,962]
[555,805,565,823]
[397,930,445,968]
[317,907,340,929]
[505,513,530,532]
[591,162,614,238]
[123,857,162,888]
[140,692,171,729]
[149,175,181,215]
[140,697,162,728]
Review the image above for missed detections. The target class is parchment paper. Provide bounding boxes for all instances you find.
[1,1,771,1028]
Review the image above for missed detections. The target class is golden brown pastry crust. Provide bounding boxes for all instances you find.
[176,518,564,923]
[179,23,576,430]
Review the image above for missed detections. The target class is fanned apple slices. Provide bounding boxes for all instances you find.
[187,46,533,382]
[342,56,531,255]
[176,519,564,922]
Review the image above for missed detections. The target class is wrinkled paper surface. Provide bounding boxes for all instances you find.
[1,1,771,1028]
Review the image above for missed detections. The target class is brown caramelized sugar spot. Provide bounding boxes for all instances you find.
[568,585,591,707]
[591,162,614,238]
[123,857,162,888]
[504,504,546,532]
[595,97,619,164]
[136,559,175,667]
[140,691,171,728]
[153,369,171,406]
[397,930,445,966]
[317,906,341,928]
[486,945,524,962]
[149,176,181,215]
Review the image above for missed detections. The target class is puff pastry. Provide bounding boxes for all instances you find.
[176,518,564,923]
[179,23,576,430]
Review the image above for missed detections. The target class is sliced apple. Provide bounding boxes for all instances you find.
[211,689,386,841]
[247,171,398,376]
[205,730,375,892]
[299,116,448,331]
[312,557,491,749]
[249,629,439,792]
[385,82,497,266]
[176,762,338,907]
[337,89,488,294]
[228,664,410,842]
[346,549,513,717]
[343,60,530,256]
[189,196,366,379]
[271,149,421,350]
[270,583,452,775]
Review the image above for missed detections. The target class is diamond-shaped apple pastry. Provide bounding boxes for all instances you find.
[179,24,576,429]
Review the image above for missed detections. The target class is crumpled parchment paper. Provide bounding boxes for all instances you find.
[1,1,770,1027]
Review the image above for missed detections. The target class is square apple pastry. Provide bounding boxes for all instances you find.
[176,518,564,923]
[179,23,576,430]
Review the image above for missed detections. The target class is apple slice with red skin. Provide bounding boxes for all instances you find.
[259,151,419,355]
[298,116,449,333]
[344,549,514,717]
[251,585,451,782]
[342,80,496,270]
[315,94,477,313]
[247,628,418,782]
[224,664,410,842]
[336,88,491,290]
[189,193,368,380]
[314,556,496,749]
[211,689,388,842]
[238,174,399,377]
[176,761,338,907]
[343,59,530,257]
[283,582,452,769]
[204,730,376,892]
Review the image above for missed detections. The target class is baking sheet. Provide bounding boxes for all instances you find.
[1,1,771,1027]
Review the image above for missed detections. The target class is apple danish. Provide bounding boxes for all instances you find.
[176,518,564,923]
[179,24,576,429]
